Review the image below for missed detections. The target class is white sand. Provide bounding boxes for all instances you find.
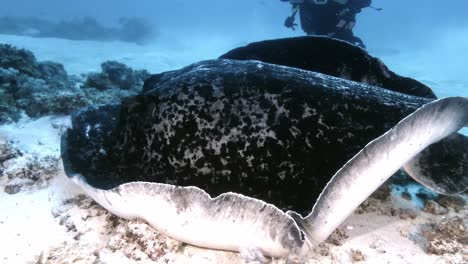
[0,35,467,263]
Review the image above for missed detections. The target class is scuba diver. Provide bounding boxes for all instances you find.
[281,0,374,49]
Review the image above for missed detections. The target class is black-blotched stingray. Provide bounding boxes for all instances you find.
[61,38,467,258]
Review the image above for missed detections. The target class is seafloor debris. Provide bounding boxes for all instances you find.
[355,197,394,216]
[0,137,21,165]
[30,241,100,264]
[398,228,409,238]
[422,216,467,255]
[398,208,418,220]
[1,154,59,194]
[351,249,365,262]
[369,239,386,254]
[437,195,466,212]
[370,183,391,201]
[423,200,448,215]
[354,183,394,216]
[325,227,349,246]
[44,195,182,263]
[105,219,182,262]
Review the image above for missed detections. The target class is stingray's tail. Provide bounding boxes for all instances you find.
[290,97,468,252]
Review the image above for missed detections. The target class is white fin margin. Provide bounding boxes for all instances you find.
[70,174,306,258]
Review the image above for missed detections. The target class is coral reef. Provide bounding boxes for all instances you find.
[0,44,41,77]
[83,60,150,92]
[0,44,85,122]
[0,44,149,124]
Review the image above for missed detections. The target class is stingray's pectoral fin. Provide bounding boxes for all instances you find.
[295,97,468,253]
[68,173,308,258]
[403,133,468,195]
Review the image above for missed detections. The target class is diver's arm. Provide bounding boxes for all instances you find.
[283,0,302,30]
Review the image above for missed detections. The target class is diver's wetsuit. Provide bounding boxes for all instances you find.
[291,0,371,48]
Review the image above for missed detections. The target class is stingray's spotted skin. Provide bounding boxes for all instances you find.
[64,59,431,213]
[219,36,437,99]
[404,133,468,195]
[62,37,468,257]
[62,94,468,257]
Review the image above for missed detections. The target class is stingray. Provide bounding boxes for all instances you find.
[61,37,468,258]
[219,36,437,99]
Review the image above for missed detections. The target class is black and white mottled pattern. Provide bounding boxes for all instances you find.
[60,38,468,256]
[404,133,468,195]
[63,59,432,213]
[62,94,467,257]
